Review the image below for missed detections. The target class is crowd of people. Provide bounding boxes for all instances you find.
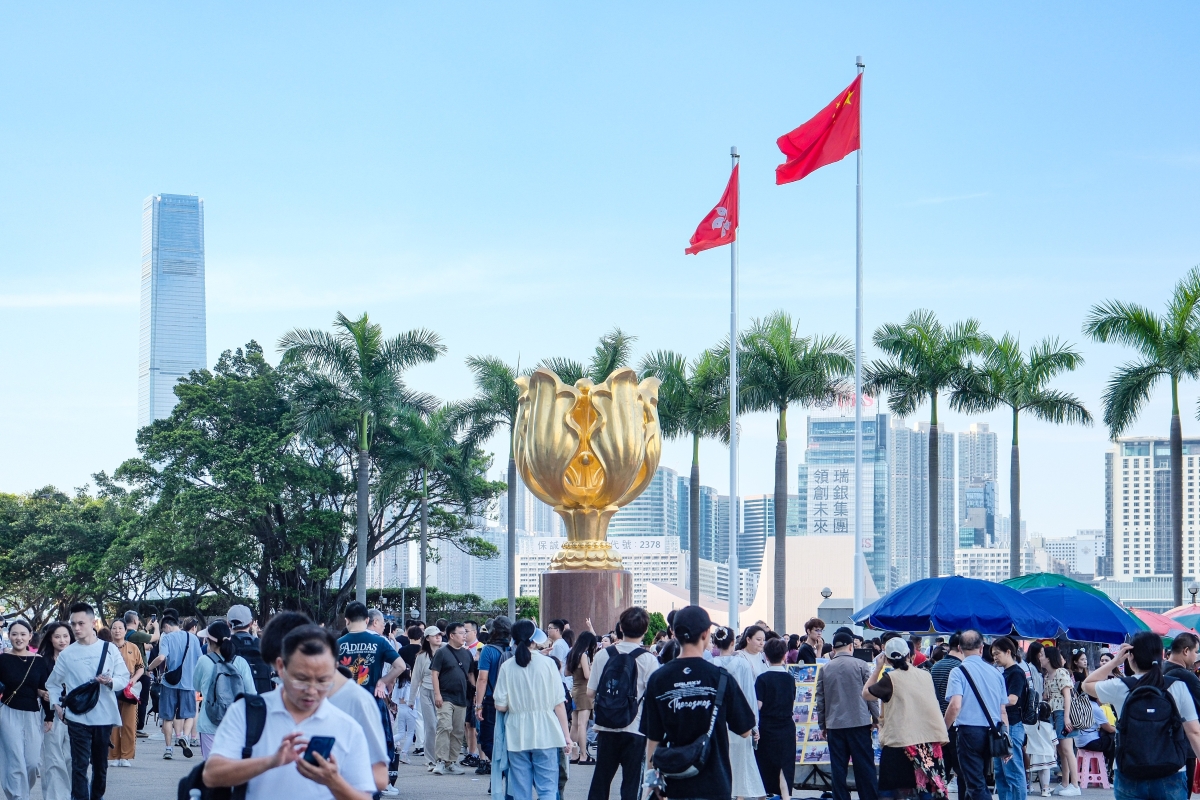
[5,601,1200,800]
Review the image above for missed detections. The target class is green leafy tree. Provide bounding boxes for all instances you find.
[866,310,984,579]
[643,611,668,645]
[738,312,854,634]
[457,356,524,619]
[640,350,728,605]
[280,312,445,603]
[1085,268,1200,606]
[952,335,1092,578]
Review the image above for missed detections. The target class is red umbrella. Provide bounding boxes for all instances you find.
[1129,607,1197,638]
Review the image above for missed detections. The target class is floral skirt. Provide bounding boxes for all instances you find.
[878,743,948,800]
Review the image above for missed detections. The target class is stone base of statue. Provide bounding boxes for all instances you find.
[540,570,633,637]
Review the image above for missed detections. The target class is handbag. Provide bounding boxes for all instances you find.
[959,664,1012,759]
[164,633,191,687]
[652,673,727,779]
[1068,682,1095,730]
[63,642,109,716]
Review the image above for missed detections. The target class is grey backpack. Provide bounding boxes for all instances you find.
[204,653,245,726]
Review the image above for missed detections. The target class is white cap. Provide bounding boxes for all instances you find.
[883,638,910,659]
[423,626,443,639]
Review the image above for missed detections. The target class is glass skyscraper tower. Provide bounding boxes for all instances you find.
[138,194,207,428]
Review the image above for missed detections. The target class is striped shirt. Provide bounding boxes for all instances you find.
[930,654,962,714]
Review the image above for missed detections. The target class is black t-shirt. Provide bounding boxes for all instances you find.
[1002,664,1026,722]
[398,643,420,672]
[797,642,817,665]
[640,657,756,800]
[430,645,475,707]
[0,654,52,712]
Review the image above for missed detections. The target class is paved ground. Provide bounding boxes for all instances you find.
[30,731,1120,800]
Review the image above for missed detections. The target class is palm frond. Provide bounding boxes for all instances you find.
[589,328,638,384]
[1102,360,1166,437]
[538,357,586,385]
[1024,389,1093,426]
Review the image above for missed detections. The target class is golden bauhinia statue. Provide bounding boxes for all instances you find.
[513,366,661,571]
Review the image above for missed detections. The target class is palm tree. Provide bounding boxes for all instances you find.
[951,335,1092,578]
[640,349,729,605]
[1085,268,1200,606]
[280,312,445,603]
[540,327,638,385]
[866,310,984,579]
[739,312,854,633]
[457,356,524,619]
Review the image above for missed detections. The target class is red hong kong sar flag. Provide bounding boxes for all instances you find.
[775,74,861,185]
[685,164,739,255]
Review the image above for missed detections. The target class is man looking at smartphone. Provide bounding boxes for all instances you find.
[204,624,376,800]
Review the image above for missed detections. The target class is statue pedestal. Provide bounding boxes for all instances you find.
[539,570,633,637]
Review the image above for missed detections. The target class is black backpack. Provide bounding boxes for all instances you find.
[593,645,647,729]
[1115,675,1190,780]
[1020,664,1039,726]
[231,632,274,695]
[178,694,267,800]
[484,644,513,695]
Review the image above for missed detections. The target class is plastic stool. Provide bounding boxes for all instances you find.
[1077,750,1110,789]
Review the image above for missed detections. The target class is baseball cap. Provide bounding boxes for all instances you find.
[832,631,855,648]
[226,604,253,628]
[672,606,712,644]
[883,638,910,659]
[423,626,443,638]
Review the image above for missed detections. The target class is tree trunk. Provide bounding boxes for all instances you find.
[420,467,429,623]
[1172,407,1184,608]
[1010,440,1021,579]
[507,451,517,620]
[690,434,701,606]
[774,431,788,634]
[356,447,369,603]
[928,420,939,578]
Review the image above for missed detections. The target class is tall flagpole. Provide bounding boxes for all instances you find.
[853,56,865,617]
[728,145,741,631]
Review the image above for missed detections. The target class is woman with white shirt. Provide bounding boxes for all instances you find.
[193,621,258,759]
[714,626,768,800]
[38,622,73,800]
[493,621,571,800]
[409,626,443,769]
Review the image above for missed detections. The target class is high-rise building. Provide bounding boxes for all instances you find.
[517,535,683,607]
[957,423,998,517]
[716,495,740,567]
[696,558,759,605]
[432,528,506,602]
[800,413,891,589]
[740,494,801,575]
[889,418,955,586]
[958,480,997,548]
[498,471,564,536]
[138,194,207,427]
[697,485,720,562]
[610,466,680,539]
[1106,437,1200,579]
[1043,531,1104,577]
[1102,451,1115,577]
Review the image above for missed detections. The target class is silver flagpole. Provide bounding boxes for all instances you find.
[729,145,741,631]
[853,56,865,616]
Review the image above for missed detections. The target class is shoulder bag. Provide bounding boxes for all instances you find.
[959,664,1012,759]
[63,642,110,716]
[164,633,191,686]
[652,673,728,779]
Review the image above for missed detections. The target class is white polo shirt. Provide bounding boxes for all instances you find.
[210,691,375,800]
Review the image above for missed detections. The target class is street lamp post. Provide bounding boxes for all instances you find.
[1189,582,1199,605]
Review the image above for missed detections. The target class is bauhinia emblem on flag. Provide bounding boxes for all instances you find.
[685,164,739,255]
[775,74,861,185]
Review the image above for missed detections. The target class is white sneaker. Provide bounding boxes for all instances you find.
[381,786,400,796]
[1057,787,1081,797]
[445,762,465,775]
[121,759,132,767]
[398,754,411,764]
[432,763,445,776]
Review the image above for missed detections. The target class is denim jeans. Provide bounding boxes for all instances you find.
[508,747,559,800]
[1114,770,1188,800]
[994,722,1027,800]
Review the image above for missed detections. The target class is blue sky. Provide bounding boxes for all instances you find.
[1,5,1197,538]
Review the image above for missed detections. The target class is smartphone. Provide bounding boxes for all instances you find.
[303,736,336,765]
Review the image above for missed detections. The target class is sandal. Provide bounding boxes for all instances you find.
[580,757,597,765]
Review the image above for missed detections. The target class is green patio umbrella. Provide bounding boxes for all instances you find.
[1001,572,1110,599]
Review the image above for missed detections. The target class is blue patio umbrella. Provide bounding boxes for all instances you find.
[1021,585,1145,644]
[852,576,1064,638]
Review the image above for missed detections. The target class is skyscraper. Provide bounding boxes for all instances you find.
[498,471,564,536]
[799,413,891,589]
[958,423,998,518]
[609,466,680,538]
[889,418,955,586]
[1107,437,1200,579]
[138,194,207,427]
[740,494,801,575]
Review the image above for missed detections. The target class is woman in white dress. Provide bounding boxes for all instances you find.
[1023,641,1058,797]
[713,626,767,800]
[37,622,73,800]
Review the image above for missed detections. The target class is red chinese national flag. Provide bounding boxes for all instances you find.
[775,74,861,185]
[685,164,738,255]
